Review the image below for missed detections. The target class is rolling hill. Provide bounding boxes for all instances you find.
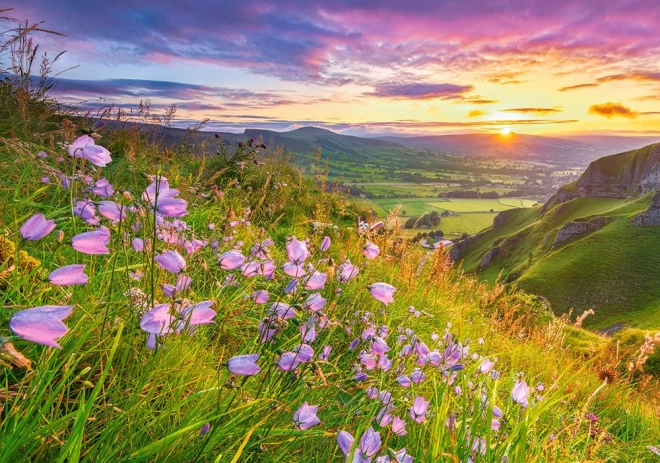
[380,132,658,163]
[452,143,660,330]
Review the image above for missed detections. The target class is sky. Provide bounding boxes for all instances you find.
[4,1,660,136]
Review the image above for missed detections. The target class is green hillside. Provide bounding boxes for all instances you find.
[456,145,660,330]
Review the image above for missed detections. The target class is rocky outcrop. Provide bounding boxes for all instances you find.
[480,246,501,269]
[551,217,614,249]
[632,191,660,226]
[542,143,660,213]
[449,234,479,261]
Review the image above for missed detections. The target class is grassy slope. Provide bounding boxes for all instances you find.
[459,193,660,329]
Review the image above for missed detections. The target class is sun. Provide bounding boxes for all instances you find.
[500,127,511,136]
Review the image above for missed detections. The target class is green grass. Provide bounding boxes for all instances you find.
[457,192,660,330]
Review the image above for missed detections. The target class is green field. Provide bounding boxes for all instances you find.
[367,197,538,236]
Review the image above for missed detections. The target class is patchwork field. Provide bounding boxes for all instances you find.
[367,197,540,236]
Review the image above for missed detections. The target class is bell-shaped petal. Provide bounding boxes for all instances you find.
[20,213,55,241]
[293,402,321,430]
[218,250,246,270]
[251,290,269,304]
[155,250,186,273]
[48,264,88,286]
[228,353,261,376]
[10,305,73,348]
[286,236,310,264]
[72,227,111,255]
[140,303,175,335]
[367,282,396,305]
[363,241,380,260]
[304,271,327,290]
[512,380,530,408]
[180,300,216,326]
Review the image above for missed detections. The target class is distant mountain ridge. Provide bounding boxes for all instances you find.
[108,122,657,164]
[379,133,658,162]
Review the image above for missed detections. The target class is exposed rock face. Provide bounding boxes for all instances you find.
[480,246,501,269]
[542,143,660,213]
[551,217,614,249]
[632,191,660,226]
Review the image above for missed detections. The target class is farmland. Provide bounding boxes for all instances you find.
[366,197,540,237]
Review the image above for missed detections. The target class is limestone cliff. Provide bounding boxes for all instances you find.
[542,143,660,213]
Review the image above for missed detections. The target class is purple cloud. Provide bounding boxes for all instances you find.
[9,1,660,85]
[368,83,473,100]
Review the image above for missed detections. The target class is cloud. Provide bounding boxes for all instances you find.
[368,82,473,100]
[468,110,486,118]
[597,71,660,83]
[558,83,599,91]
[463,97,499,105]
[501,108,562,114]
[10,1,660,86]
[588,102,637,119]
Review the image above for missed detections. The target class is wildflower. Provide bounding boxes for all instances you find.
[479,359,495,374]
[140,304,176,335]
[304,271,327,290]
[90,178,114,197]
[68,134,112,167]
[9,305,73,348]
[178,300,216,327]
[410,368,425,384]
[300,319,317,343]
[157,198,188,218]
[337,260,359,282]
[251,290,269,304]
[293,402,321,430]
[269,302,297,319]
[321,236,331,251]
[132,238,144,252]
[371,337,391,355]
[142,178,179,206]
[73,200,97,223]
[283,262,306,278]
[48,264,88,286]
[72,227,111,254]
[359,427,382,460]
[586,412,598,423]
[318,345,332,361]
[511,380,530,408]
[396,375,411,388]
[199,423,211,435]
[286,236,310,264]
[370,221,385,232]
[391,416,408,436]
[304,293,327,312]
[97,201,125,222]
[409,396,430,423]
[367,283,396,305]
[363,241,380,259]
[337,431,355,457]
[284,278,299,294]
[155,250,186,273]
[20,213,56,241]
[227,353,261,376]
[278,352,303,371]
[218,250,245,270]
